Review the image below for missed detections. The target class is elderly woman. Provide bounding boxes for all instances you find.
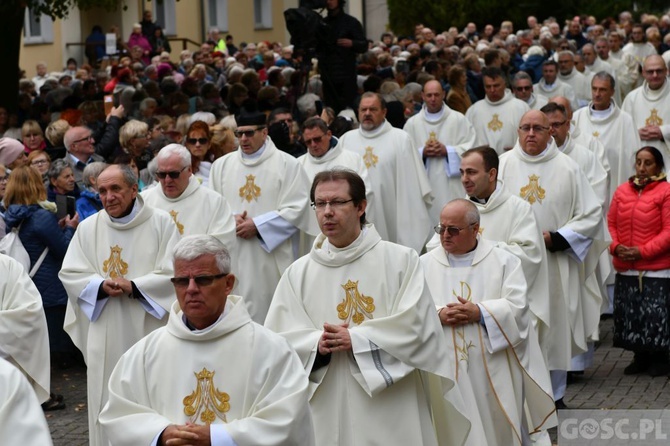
[47,158,80,202]
[119,119,152,170]
[609,146,670,377]
[27,150,51,189]
[3,166,79,406]
[0,137,27,171]
[22,120,47,154]
[75,161,107,220]
[184,120,215,186]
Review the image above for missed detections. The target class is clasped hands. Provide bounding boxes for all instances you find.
[235,211,258,239]
[161,422,210,446]
[318,322,351,355]
[438,296,480,326]
[423,140,447,158]
[615,244,642,262]
[101,277,132,297]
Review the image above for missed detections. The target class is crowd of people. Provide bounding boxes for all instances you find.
[2,1,670,444]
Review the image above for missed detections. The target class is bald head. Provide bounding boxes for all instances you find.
[642,55,668,90]
[549,96,573,119]
[438,199,480,254]
[422,79,446,113]
[517,110,551,156]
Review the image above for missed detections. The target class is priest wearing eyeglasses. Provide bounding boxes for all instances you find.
[265,169,470,446]
[143,144,237,263]
[421,198,556,446]
[99,235,315,446]
[498,110,607,410]
[209,110,314,323]
[60,164,180,446]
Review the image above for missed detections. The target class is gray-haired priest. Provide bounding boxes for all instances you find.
[99,235,314,446]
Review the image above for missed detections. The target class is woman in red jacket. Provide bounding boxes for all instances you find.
[608,146,670,377]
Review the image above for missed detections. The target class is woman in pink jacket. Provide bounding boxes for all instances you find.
[608,146,670,377]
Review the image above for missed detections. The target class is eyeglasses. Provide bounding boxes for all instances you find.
[156,166,187,179]
[518,125,549,133]
[0,175,8,182]
[186,137,209,145]
[434,223,475,236]
[31,159,49,166]
[514,86,533,91]
[170,273,228,288]
[645,69,667,75]
[234,127,265,138]
[311,199,354,210]
[549,120,567,129]
[73,135,93,144]
[303,134,325,146]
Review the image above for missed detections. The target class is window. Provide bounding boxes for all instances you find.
[23,5,54,44]
[208,0,229,32]
[153,0,176,36]
[254,0,272,29]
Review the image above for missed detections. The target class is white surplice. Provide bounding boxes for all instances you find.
[0,254,50,403]
[421,239,556,446]
[465,90,530,154]
[99,297,315,446]
[209,137,313,323]
[573,102,640,204]
[336,121,434,252]
[0,358,53,445]
[560,134,609,208]
[499,140,608,369]
[404,104,477,222]
[622,80,670,168]
[60,196,180,446]
[526,92,549,110]
[265,225,470,446]
[142,174,237,263]
[297,142,372,255]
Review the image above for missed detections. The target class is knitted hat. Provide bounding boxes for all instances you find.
[0,138,25,166]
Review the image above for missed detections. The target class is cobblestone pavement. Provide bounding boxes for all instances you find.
[45,318,670,445]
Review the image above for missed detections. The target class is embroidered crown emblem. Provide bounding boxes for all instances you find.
[183,368,231,424]
[337,280,375,325]
[239,174,261,202]
[520,174,546,204]
[363,146,379,168]
[102,245,128,279]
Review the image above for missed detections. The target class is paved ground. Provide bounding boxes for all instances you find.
[45,318,670,445]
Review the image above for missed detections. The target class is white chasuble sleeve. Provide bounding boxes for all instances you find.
[0,359,53,446]
[253,211,299,253]
[349,332,415,396]
[0,255,51,403]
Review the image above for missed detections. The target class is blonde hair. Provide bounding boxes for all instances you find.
[45,119,71,146]
[21,119,43,138]
[3,165,47,205]
[119,120,149,148]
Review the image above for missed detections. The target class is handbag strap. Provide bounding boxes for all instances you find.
[29,247,49,278]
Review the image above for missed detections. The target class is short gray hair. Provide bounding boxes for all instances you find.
[82,161,108,188]
[592,71,615,90]
[447,198,480,225]
[155,143,191,167]
[173,235,231,274]
[48,158,72,181]
[102,163,137,187]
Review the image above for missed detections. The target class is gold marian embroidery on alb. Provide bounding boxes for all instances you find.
[592,131,600,138]
[363,146,379,168]
[426,131,438,145]
[646,109,663,126]
[239,174,261,202]
[337,280,375,325]
[169,210,185,235]
[487,114,503,132]
[520,174,546,204]
[183,368,231,425]
[102,245,128,279]
[453,282,475,362]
